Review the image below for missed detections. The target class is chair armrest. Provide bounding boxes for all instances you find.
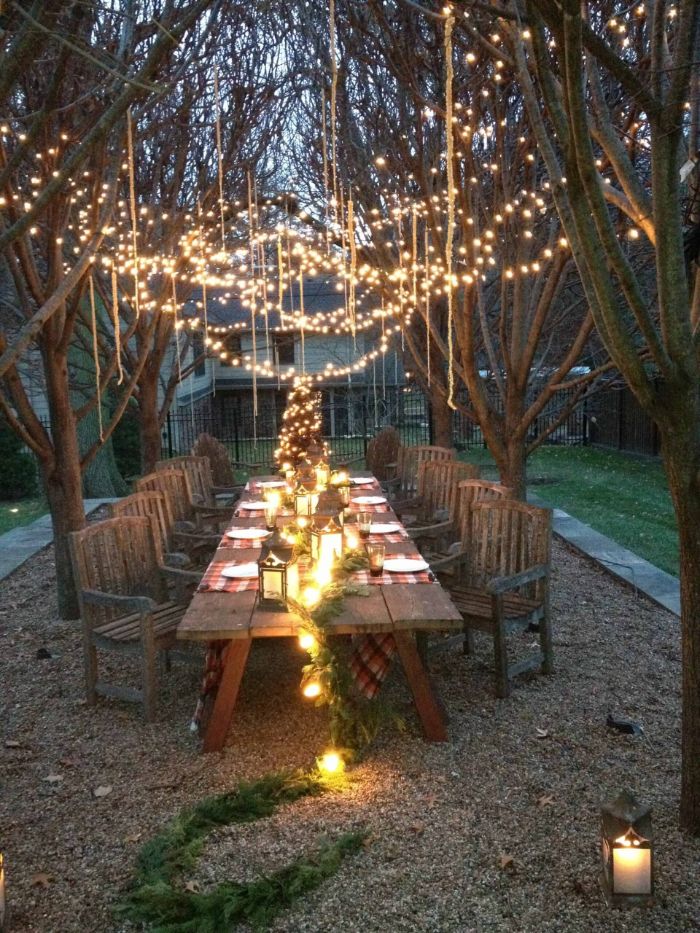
[212,484,243,495]
[487,564,549,595]
[82,589,156,615]
[428,548,465,573]
[159,564,202,583]
[173,520,197,534]
[164,550,193,569]
[192,503,234,516]
[407,519,452,540]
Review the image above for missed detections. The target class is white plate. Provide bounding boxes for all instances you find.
[368,523,402,535]
[351,477,374,485]
[225,528,270,540]
[383,558,429,573]
[257,480,285,488]
[221,562,259,579]
[237,500,267,510]
[353,495,387,505]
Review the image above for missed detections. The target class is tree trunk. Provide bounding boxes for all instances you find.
[43,349,86,619]
[139,374,163,474]
[501,438,527,500]
[660,419,700,834]
[430,391,453,448]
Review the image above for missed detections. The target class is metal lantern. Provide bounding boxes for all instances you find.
[257,530,299,609]
[600,791,654,908]
[315,460,330,490]
[294,481,319,517]
[310,514,344,565]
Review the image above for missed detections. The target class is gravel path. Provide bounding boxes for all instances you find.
[1,539,698,932]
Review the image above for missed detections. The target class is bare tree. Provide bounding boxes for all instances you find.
[0,1,222,617]
[285,0,610,495]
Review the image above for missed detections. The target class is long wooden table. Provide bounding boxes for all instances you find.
[177,474,462,751]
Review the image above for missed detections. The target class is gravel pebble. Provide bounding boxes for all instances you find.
[0,539,698,932]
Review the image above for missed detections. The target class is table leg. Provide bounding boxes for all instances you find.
[202,638,252,752]
[394,631,447,742]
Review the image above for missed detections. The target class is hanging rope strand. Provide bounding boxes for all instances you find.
[88,274,104,442]
[111,264,124,385]
[444,14,456,409]
[213,64,226,253]
[126,109,140,318]
[329,0,339,226]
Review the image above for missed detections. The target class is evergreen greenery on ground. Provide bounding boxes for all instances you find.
[116,769,365,932]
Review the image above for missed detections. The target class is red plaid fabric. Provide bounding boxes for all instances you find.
[219,534,267,550]
[349,501,392,514]
[198,559,259,593]
[351,553,435,586]
[349,633,397,699]
[190,640,228,731]
[367,531,407,544]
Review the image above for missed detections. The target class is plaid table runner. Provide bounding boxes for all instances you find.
[190,639,228,731]
[348,501,392,514]
[234,506,295,519]
[198,559,259,593]
[219,533,267,550]
[367,531,407,544]
[351,554,436,586]
[349,634,396,699]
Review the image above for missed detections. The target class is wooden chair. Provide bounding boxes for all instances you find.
[109,491,214,571]
[415,478,510,558]
[156,455,239,510]
[137,468,228,536]
[387,444,455,507]
[402,459,480,529]
[69,516,197,721]
[432,499,552,698]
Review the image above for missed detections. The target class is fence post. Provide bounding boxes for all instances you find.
[166,410,173,458]
[362,403,368,456]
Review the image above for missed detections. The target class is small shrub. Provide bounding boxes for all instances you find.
[0,415,38,499]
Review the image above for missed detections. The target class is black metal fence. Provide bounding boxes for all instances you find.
[161,382,593,463]
[587,386,660,457]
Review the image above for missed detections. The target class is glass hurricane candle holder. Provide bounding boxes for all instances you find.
[366,542,386,578]
[264,502,279,531]
[358,511,372,538]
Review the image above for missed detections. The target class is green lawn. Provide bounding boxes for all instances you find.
[459,445,678,576]
[0,498,47,535]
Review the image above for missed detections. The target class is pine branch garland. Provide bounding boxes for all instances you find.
[115,769,365,931]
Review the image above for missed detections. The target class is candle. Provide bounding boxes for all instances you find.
[612,838,651,894]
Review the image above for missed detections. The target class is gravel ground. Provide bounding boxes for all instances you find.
[1,539,698,932]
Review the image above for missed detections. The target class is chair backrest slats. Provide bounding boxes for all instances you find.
[110,491,174,563]
[465,500,550,600]
[69,516,165,630]
[397,444,455,497]
[156,456,212,506]
[416,459,480,520]
[136,469,193,524]
[456,480,512,543]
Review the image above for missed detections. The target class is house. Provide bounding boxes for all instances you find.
[166,275,418,459]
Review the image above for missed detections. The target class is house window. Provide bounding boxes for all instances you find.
[274,333,295,365]
[192,332,206,377]
[224,332,242,362]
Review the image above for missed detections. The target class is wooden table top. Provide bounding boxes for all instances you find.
[177,473,462,642]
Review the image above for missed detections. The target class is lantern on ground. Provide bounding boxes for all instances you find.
[310,514,344,565]
[294,481,319,517]
[280,461,296,484]
[600,791,654,908]
[315,459,330,490]
[257,530,299,609]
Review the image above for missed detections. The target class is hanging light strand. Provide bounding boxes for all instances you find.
[444,14,457,409]
[88,273,104,441]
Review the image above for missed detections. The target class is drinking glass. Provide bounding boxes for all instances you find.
[367,542,385,577]
[358,511,372,538]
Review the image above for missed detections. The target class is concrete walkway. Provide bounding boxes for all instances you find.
[530,495,680,617]
[0,496,681,617]
[0,499,119,580]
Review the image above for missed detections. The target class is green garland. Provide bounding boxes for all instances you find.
[115,769,365,932]
[289,547,401,755]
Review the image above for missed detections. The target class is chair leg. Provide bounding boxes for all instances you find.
[462,625,475,655]
[83,629,98,706]
[141,632,158,722]
[493,618,510,699]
